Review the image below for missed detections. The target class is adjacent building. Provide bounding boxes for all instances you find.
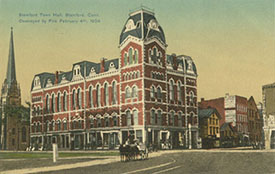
[247,96,263,146]
[198,108,221,148]
[30,8,199,150]
[199,93,249,146]
[262,82,275,149]
[220,123,237,147]
[0,28,30,150]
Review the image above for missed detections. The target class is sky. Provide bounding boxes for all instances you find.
[0,0,274,105]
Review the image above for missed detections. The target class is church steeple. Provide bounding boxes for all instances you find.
[5,27,17,88]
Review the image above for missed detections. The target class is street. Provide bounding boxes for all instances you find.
[39,149,275,174]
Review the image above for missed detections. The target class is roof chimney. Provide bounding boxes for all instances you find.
[55,71,59,84]
[100,58,107,73]
[201,98,205,102]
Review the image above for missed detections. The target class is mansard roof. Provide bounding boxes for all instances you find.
[166,54,198,75]
[119,7,166,45]
[31,58,119,90]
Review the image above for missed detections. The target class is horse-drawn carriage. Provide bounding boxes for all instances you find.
[119,142,149,162]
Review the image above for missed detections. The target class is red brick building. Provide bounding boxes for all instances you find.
[30,8,199,150]
[199,94,249,146]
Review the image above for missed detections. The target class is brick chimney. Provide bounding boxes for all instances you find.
[171,53,177,70]
[55,71,59,84]
[201,98,205,102]
[100,58,107,73]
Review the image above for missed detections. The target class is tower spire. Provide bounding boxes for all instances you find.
[5,27,16,88]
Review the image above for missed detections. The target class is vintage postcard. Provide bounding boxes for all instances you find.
[0,0,274,173]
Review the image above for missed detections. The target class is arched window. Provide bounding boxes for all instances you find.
[158,110,162,125]
[22,127,26,142]
[89,86,93,108]
[46,95,50,113]
[112,81,117,104]
[104,83,109,106]
[105,117,109,127]
[52,120,55,131]
[37,122,41,132]
[57,93,61,112]
[153,47,157,57]
[77,88,81,109]
[178,112,182,127]
[72,89,76,110]
[157,87,162,99]
[63,120,67,130]
[151,86,155,98]
[96,84,101,107]
[137,71,140,78]
[169,80,174,101]
[133,110,138,125]
[126,110,131,126]
[90,118,94,128]
[46,121,50,131]
[57,120,61,131]
[124,53,128,66]
[97,118,101,127]
[51,94,55,113]
[37,106,40,116]
[134,50,138,64]
[129,48,133,64]
[126,87,131,98]
[171,111,175,126]
[63,91,67,111]
[151,110,155,125]
[190,91,194,106]
[113,116,118,127]
[177,81,182,102]
[78,120,82,129]
[132,86,137,98]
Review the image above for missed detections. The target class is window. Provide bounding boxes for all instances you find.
[105,117,109,127]
[177,81,182,102]
[57,93,61,112]
[57,120,61,131]
[89,86,93,108]
[126,110,131,126]
[90,118,94,128]
[124,53,128,66]
[129,48,133,64]
[63,91,67,111]
[112,81,117,104]
[133,110,138,125]
[158,110,162,125]
[52,121,55,131]
[96,84,101,107]
[77,88,82,109]
[151,110,155,125]
[134,50,138,63]
[178,112,182,127]
[72,90,76,110]
[78,120,82,129]
[126,87,131,98]
[73,120,77,129]
[169,80,174,101]
[104,83,109,106]
[51,94,55,113]
[132,86,137,98]
[63,121,67,130]
[171,111,175,126]
[37,106,40,116]
[97,118,101,128]
[151,86,155,98]
[137,71,140,78]
[157,87,162,99]
[22,127,26,142]
[113,116,117,126]
[190,91,194,106]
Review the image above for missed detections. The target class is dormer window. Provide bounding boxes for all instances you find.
[34,76,40,87]
[74,65,81,76]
